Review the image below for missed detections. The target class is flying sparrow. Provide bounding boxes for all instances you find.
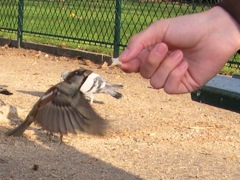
[6,69,108,141]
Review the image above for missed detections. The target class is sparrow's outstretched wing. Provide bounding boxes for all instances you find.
[6,81,108,137]
[35,83,107,135]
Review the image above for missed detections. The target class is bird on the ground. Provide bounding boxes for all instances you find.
[0,85,12,95]
[6,68,108,141]
[61,69,123,104]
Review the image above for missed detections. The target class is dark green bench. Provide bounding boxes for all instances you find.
[191,74,240,113]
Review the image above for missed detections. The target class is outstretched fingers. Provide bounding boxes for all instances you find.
[119,20,168,63]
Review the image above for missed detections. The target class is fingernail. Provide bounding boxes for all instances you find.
[180,61,188,70]
[171,50,182,59]
[156,43,167,54]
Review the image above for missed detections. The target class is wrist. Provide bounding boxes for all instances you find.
[207,6,240,53]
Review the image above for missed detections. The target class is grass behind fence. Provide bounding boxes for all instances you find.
[0,0,239,74]
[0,0,209,54]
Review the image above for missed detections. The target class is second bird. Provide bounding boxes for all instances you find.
[61,69,123,104]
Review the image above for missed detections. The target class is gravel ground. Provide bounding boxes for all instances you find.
[0,47,239,180]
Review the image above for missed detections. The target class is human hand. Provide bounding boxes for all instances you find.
[119,6,240,94]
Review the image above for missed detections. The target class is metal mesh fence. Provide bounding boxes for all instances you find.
[23,1,116,45]
[0,0,18,32]
[0,0,239,70]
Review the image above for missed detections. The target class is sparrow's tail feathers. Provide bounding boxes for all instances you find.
[6,117,33,136]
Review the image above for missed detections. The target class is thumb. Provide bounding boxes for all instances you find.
[119,20,168,62]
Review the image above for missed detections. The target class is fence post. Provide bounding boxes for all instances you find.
[113,0,122,57]
[17,0,24,48]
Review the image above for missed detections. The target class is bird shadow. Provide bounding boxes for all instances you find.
[17,90,44,97]
[0,85,13,95]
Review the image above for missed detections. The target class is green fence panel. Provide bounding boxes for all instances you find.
[0,0,18,32]
[0,0,239,70]
[22,0,116,47]
[119,0,210,48]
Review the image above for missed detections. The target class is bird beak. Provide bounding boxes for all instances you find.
[83,70,92,77]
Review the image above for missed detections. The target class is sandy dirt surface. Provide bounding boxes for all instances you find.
[0,46,239,180]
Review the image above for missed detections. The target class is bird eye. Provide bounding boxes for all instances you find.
[74,69,87,76]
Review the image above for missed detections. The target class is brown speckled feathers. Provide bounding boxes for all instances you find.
[6,69,108,137]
